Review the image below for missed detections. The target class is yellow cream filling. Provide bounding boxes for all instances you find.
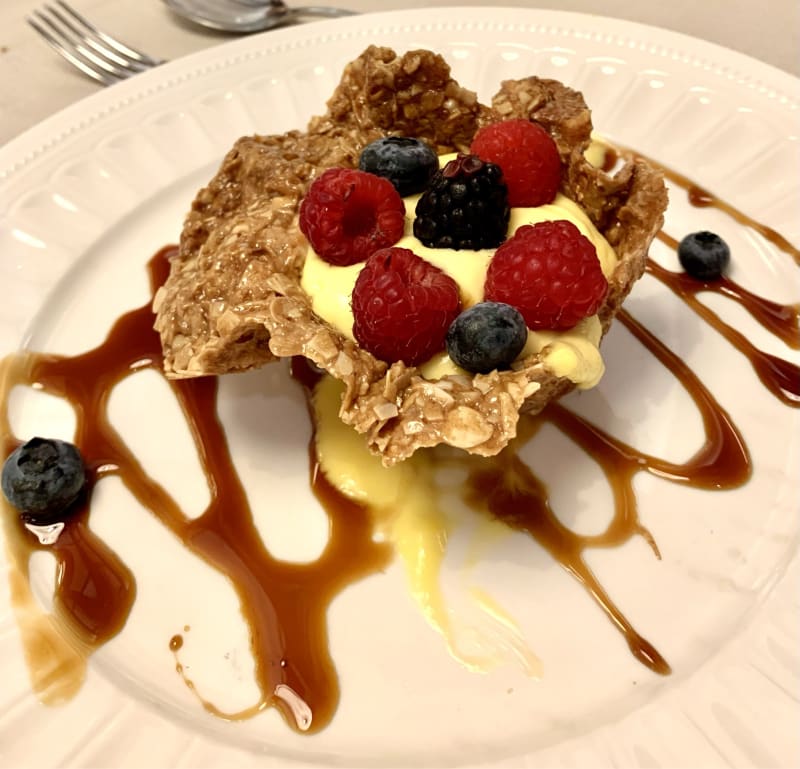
[300,154,617,388]
[584,135,609,170]
[313,375,541,676]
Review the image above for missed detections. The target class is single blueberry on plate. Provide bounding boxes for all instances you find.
[677,231,730,280]
[446,302,528,374]
[2,437,86,525]
[358,136,438,197]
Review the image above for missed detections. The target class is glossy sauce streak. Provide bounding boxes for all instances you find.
[606,144,800,266]
[0,464,136,649]
[0,249,390,733]
[604,144,799,405]
[649,237,799,350]
[647,238,800,405]
[461,307,751,676]
[1,145,797,731]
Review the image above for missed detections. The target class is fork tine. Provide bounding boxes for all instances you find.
[54,0,164,67]
[32,9,133,80]
[44,3,150,72]
[26,15,115,85]
[27,2,163,86]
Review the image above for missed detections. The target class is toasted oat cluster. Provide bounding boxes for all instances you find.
[153,46,667,464]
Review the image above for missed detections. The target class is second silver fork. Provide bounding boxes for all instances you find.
[28,1,164,86]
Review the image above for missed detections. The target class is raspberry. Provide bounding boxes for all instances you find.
[299,168,406,266]
[352,247,461,366]
[484,220,608,330]
[470,119,561,207]
[413,154,509,250]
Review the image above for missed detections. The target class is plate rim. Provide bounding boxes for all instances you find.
[1,7,799,768]
[2,5,799,182]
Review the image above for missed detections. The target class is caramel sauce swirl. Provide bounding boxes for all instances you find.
[1,143,797,732]
[458,306,751,678]
[603,144,799,405]
[604,144,800,266]
[0,250,390,733]
[647,241,800,406]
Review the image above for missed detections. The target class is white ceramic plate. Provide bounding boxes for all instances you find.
[1,7,799,768]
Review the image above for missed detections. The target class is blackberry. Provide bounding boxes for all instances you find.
[446,302,528,373]
[413,154,510,250]
[2,437,86,525]
[677,231,730,280]
[358,137,439,197]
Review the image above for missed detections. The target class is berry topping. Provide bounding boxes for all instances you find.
[413,154,510,250]
[358,136,439,197]
[299,168,406,266]
[677,231,731,280]
[352,247,461,366]
[446,302,528,374]
[485,220,608,330]
[470,119,561,207]
[2,437,86,525]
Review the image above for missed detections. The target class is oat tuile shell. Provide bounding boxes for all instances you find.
[154,45,668,465]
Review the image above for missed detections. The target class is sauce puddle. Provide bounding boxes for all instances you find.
[0,144,797,732]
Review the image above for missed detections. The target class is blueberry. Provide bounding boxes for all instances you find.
[358,137,438,197]
[677,231,730,280]
[2,438,86,525]
[446,302,528,374]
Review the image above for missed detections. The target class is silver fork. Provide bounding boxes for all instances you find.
[27,1,164,86]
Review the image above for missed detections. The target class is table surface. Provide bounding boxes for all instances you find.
[1,0,798,149]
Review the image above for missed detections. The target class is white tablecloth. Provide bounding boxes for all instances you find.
[1,0,798,147]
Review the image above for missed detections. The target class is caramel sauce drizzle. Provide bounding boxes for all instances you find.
[606,144,800,266]
[1,145,797,732]
[604,144,799,405]
[647,240,800,406]
[463,433,671,675]
[649,238,799,350]
[463,307,751,678]
[0,250,390,733]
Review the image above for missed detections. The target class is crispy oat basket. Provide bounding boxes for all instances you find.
[153,46,667,464]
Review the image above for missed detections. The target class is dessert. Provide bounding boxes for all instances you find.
[153,45,668,464]
[1,41,798,747]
